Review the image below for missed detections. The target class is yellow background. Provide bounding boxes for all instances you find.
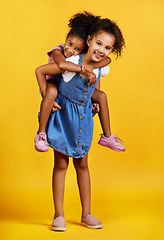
[0,0,164,239]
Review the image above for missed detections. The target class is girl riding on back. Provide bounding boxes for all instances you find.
[35,11,125,153]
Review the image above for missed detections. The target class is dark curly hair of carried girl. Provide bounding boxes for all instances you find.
[67,11,101,51]
[89,18,125,58]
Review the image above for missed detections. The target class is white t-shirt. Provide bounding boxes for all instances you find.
[62,55,109,83]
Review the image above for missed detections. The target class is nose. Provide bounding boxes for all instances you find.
[69,47,74,55]
[71,50,74,55]
[98,46,104,54]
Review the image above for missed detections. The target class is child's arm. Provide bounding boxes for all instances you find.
[91,81,101,115]
[51,49,82,72]
[82,57,111,75]
[96,80,100,90]
[90,57,111,69]
[51,49,97,85]
[35,63,63,97]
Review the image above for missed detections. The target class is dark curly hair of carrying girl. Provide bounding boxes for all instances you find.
[67,11,101,52]
[89,18,125,58]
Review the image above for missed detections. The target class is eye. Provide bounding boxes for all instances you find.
[106,46,113,51]
[68,41,72,46]
[75,48,81,52]
[96,42,101,46]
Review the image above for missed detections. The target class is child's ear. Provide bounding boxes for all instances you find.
[87,35,91,46]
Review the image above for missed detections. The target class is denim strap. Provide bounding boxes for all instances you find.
[78,54,82,66]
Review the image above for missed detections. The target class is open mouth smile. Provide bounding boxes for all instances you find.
[65,51,72,57]
[94,51,103,59]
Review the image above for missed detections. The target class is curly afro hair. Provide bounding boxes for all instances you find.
[89,18,125,58]
[67,11,100,46]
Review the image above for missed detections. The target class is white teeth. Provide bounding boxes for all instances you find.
[66,51,72,56]
[95,52,103,58]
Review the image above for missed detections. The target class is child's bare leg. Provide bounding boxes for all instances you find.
[35,83,61,152]
[91,88,111,137]
[52,150,69,218]
[73,154,102,228]
[73,154,91,218]
[92,89,126,152]
[38,83,58,133]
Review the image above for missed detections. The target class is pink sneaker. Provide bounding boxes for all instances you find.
[81,214,102,229]
[98,134,126,152]
[52,216,66,231]
[34,132,49,152]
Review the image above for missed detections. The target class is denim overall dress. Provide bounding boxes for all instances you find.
[46,54,101,158]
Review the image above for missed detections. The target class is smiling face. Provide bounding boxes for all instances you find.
[87,31,115,62]
[64,35,86,58]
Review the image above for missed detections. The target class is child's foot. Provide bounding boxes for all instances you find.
[92,103,100,114]
[81,214,102,229]
[34,132,49,152]
[52,216,66,231]
[98,134,126,152]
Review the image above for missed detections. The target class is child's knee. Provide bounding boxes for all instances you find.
[98,90,107,103]
[46,83,58,99]
[55,160,69,172]
[73,159,88,171]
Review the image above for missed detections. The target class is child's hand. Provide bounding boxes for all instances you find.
[81,65,97,86]
[52,101,61,112]
[81,64,93,76]
[88,72,97,86]
[92,103,100,114]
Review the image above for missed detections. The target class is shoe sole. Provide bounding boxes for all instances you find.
[98,141,125,152]
[81,222,102,229]
[35,146,48,152]
[52,226,66,231]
